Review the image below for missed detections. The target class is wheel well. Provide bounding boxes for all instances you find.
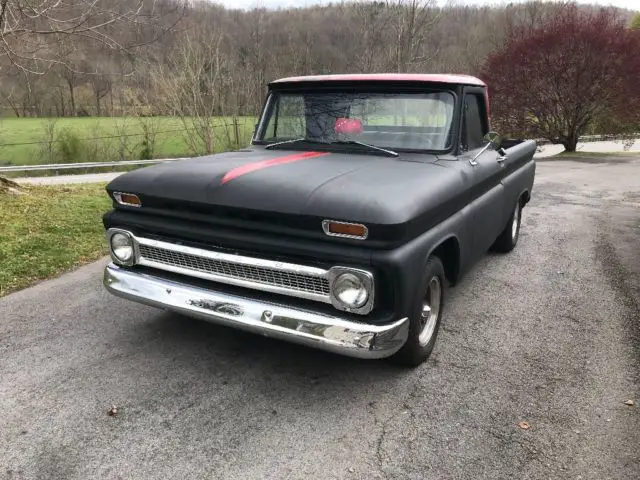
[431,237,460,285]
[520,190,531,206]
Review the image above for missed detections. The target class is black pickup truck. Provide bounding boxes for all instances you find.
[103,73,536,366]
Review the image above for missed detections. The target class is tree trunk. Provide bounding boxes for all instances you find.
[58,88,66,117]
[563,133,579,152]
[6,97,20,117]
[67,80,76,117]
[96,91,101,117]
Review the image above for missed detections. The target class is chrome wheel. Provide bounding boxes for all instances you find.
[419,276,441,346]
[511,203,520,240]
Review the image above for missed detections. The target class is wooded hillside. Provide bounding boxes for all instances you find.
[1,0,635,120]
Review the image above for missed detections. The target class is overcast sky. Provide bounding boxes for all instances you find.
[214,0,639,11]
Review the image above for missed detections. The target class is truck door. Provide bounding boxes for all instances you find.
[497,140,537,224]
[460,90,505,258]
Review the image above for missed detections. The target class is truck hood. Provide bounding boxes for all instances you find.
[106,148,463,226]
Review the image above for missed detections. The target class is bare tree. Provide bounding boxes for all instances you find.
[38,117,58,163]
[348,1,388,73]
[244,8,268,112]
[0,71,23,116]
[386,0,440,72]
[112,116,136,161]
[56,39,85,116]
[0,0,185,75]
[133,92,161,159]
[83,43,118,116]
[89,72,112,116]
[0,0,185,185]
[153,30,227,155]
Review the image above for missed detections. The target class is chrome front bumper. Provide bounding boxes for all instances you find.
[103,263,409,359]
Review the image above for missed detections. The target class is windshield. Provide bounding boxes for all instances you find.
[255,90,456,152]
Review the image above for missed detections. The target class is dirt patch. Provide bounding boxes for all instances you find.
[0,176,25,195]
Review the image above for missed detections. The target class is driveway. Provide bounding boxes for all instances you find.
[1,156,639,479]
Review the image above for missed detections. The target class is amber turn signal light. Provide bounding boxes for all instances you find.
[113,192,142,207]
[322,220,368,239]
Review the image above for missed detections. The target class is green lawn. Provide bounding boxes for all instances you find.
[0,183,112,296]
[0,116,256,167]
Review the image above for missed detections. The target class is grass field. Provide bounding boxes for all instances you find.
[0,183,112,296]
[0,116,256,167]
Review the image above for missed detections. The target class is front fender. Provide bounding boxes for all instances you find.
[371,208,471,318]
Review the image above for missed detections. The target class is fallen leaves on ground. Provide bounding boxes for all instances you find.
[624,399,635,406]
[108,405,118,416]
[518,421,530,430]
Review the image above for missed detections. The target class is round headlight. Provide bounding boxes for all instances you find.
[332,272,369,309]
[110,232,134,264]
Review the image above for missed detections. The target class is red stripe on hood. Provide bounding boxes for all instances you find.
[221,151,331,185]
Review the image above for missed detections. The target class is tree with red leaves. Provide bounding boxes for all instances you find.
[480,4,640,152]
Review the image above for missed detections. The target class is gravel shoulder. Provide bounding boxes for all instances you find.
[1,157,639,480]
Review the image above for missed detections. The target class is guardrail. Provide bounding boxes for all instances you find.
[2,133,638,175]
[0,158,186,174]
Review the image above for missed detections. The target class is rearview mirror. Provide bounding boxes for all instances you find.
[483,131,502,149]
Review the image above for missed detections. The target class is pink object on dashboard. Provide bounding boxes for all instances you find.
[335,118,363,135]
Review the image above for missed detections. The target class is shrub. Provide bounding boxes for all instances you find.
[137,117,159,160]
[38,119,58,164]
[56,129,87,164]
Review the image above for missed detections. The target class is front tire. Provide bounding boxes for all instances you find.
[390,256,445,367]
[491,200,522,253]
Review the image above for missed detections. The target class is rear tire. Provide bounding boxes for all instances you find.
[390,256,445,367]
[491,199,522,253]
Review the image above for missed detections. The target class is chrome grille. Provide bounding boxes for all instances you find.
[135,238,332,303]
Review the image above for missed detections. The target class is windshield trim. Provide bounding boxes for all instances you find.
[252,88,459,155]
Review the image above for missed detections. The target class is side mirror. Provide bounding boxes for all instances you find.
[470,131,502,166]
[483,131,502,149]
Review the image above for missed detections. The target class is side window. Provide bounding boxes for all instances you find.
[264,95,305,140]
[462,94,487,151]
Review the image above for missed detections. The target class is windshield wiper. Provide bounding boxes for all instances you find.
[264,137,398,157]
[264,138,308,149]
[330,140,398,157]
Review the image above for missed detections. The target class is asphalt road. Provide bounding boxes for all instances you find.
[15,172,123,185]
[2,156,639,480]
